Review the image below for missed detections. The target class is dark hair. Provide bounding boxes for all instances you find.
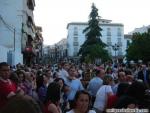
[0,62,9,69]
[116,83,130,97]
[36,75,44,92]
[9,72,19,85]
[103,75,113,85]
[95,69,101,76]
[54,77,64,84]
[1,95,42,113]
[54,78,65,91]
[44,82,60,105]
[16,70,26,82]
[126,81,147,100]
[73,90,91,111]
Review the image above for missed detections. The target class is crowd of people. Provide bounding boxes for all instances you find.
[0,60,150,113]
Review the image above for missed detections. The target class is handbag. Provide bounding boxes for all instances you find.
[103,86,108,113]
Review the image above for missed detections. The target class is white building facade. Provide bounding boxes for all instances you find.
[128,25,150,34]
[67,19,126,58]
[0,0,35,66]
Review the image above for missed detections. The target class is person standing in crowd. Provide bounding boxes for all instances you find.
[66,90,96,113]
[54,78,70,113]
[59,62,70,81]
[107,82,130,108]
[23,71,39,101]
[0,95,42,113]
[65,66,84,109]
[112,70,127,94]
[114,81,147,109]
[0,62,17,109]
[44,82,62,113]
[137,64,150,88]
[93,75,114,113]
[36,74,49,103]
[45,69,54,84]
[87,68,105,106]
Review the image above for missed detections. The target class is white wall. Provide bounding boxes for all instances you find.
[0,45,9,62]
[0,0,36,65]
[0,0,25,65]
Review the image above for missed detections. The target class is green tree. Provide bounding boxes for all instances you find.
[126,28,150,62]
[78,3,110,63]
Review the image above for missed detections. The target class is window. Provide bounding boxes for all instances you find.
[74,27,78,35]
[117,28,121,36]
[117,38,122,46]
[107,36,111,45]
[107,28,111,36]
[73,37,78,42]
[73,42,79,46]
[73,46,78,56]
[118,48,123,56]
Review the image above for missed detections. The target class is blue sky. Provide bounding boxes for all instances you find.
[34,0,150,45]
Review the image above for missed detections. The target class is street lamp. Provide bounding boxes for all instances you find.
[112,43,120,58]
[55,44,58,63]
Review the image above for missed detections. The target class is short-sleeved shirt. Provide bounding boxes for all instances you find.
[94,85,113,111]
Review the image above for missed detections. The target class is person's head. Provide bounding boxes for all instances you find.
[106,67,112,74]
[9,72,19,85]
[44,69,51,78]
[118,71,126,83]
[68,66,77,78]
[36,74,49,90]
[116,83,130,97]
[141,64,146,71]
[1,95,42,113]
[54,78,65,90]
[25,72,34,82]
[45,70,53,82]
[0,62,10,80]
[73,90,91,113]
[62,62,70,70]
[17,70,26,82]
[45,82,61,105]
[103,75,113,85]
[95,68,105,79]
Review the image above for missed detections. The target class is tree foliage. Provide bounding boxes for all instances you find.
[78,3,110,63]
[126,28,150,62]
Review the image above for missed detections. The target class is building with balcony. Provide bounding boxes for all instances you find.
[0,0,36,66]
[33,26,43,64]
[67,19,126,59]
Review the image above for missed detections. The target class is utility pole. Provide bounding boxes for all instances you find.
[14,28,16,51]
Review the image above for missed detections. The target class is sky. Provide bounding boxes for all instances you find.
[34,0,150,45]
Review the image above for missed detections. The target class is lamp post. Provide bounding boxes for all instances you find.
[112,43,120,60]
[55,44,58,63]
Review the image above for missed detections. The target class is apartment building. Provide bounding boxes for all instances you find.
[67,19,125,58]
[0,0,36,65]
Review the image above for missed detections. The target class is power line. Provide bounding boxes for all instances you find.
[0,15,22,36]
[0,15,14,32]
